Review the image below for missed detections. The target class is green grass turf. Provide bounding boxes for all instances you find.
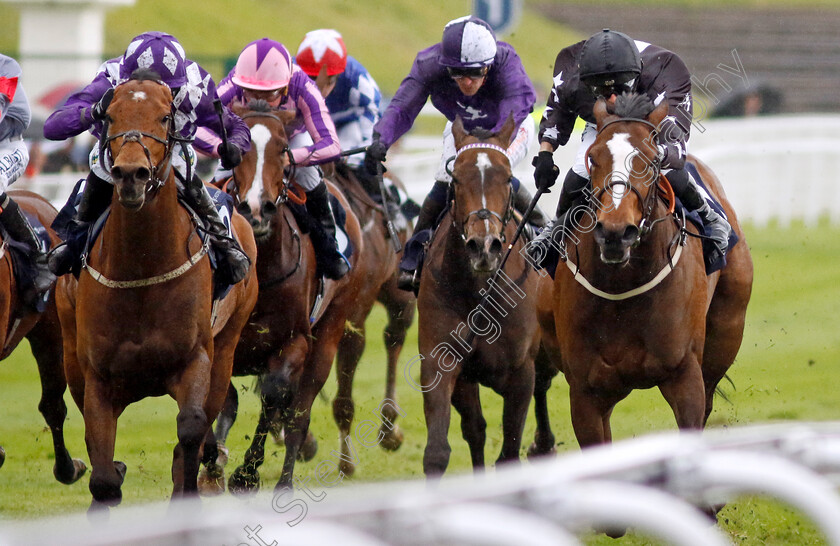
[0,220,839,544]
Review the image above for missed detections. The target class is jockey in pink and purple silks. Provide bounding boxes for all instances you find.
[195,38,349,281]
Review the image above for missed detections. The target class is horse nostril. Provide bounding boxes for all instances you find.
[465,238,481,258]
[594,222,606,244]
[134,167,151,182]
[111,166,124,181]
[237,202,251,216]
[488,237,503,256]
[262,201,277,217]
[622,225,640,244]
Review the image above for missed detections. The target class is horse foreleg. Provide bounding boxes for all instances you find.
[83,378,125,511]
[198,383,236,496]
[450,377,486,471]
[659,356,706,431]
[497,364,535,466]
[228,401,270,496]
[379,292,415,451]
[529,348,558,458]
[29,324,87,484]
[421,363,457,479]
[171,354,212,498]
[569,385,619,448]
[333,323,365,477]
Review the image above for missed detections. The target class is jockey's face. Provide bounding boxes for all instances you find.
[448,66,489,97]
[310,74,339,98]
[242,86,287,107]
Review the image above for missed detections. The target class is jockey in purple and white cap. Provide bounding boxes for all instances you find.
[363,15,546,292]
[197,37,349,280]
[43,31,251,285]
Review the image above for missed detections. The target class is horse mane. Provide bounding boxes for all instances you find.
[129,68,164,83]
[611,92,655,119]
[246,99,273,112]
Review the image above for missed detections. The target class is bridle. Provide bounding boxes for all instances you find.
[447,142,515,244]
[588,117,674,243]
[100,100,187,194]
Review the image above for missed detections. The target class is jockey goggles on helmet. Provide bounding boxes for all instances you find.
[584,71,638,99]
[447,65,490,80]
[242,86,287,102]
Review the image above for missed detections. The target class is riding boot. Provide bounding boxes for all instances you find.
[305,181,350,280]
[512,179,548,227]
[396,181,448,292]
[0,194,55,308]
[668,168,732,256]
[185,177,250,285]
[47,172,113,276]
[526,169,589,268]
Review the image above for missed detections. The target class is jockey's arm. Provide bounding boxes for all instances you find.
[290,74,341,166]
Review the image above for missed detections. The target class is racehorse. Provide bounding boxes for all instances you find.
[0,190,86,485]
[417,116,539,477]
[325,162,416,476]
[54,73,258,510]
[200,100,364,493]
[530,94,753,454]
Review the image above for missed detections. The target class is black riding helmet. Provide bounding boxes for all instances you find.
[578,29,642,98]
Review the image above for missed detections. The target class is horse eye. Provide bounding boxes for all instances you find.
[588,154,597,168]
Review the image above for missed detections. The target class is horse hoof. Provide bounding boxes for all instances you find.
[198,464,226,497]
[114,461,127,483]
[526,442,556,460]
[296,435,318,462]
[0,446,5,469]
[338,459,355,478]
[379,426,404,452]
[216,444,229,467]
[228,467,260,496]
[54,458,88,485]
[87,501,111,522]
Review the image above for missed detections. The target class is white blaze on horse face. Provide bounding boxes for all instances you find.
[130,91,147,102]
[476,152,492,230]
[246,123,272,214]
[606,132,636,208]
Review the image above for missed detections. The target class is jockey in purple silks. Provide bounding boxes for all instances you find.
[196,37,349,280]
[44,31,252,285]
[363,15,546,292]
[0,54,55,307]
[527,29,732,268]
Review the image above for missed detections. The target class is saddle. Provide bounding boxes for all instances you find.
[3,212,53,313]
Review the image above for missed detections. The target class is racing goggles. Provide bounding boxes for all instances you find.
[447,66,490,80]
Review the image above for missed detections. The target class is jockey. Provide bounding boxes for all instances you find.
[364,15,546,292]
[43,31,252,285]
[0,55,55,308]
[528,28,732,266]
[202,38,349,281]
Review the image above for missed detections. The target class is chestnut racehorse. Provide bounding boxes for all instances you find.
[54,74,258,511]
[418,116,539,478]
[0,190,85,484]
[202,100,365,493]
[530,94,753,455]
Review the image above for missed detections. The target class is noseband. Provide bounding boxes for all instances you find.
[101,104,185,192]
[448,143,514,243]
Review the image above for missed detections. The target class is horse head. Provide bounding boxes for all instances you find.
[231,100,297,243]
[105,70,176,211]
[588,93,670,265]
[450,114,516,274]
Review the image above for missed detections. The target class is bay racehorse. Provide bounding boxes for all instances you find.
[324,163,415,476]
[201,100,365,493]
[54,73,258,511]
[418,116,539,478]
[0,190,86,484]
[530,94,753,454]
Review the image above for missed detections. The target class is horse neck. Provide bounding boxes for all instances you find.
[102,179,189,269]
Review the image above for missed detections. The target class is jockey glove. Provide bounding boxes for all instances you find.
[90,88,114,122]
[364,133,388,176]
[218,142,242,170]
[532,151,560,192]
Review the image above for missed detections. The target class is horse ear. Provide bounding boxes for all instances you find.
[452,116,467,147]
[647,100,670,129]
[593,98,611,128]
[497,112,516,145]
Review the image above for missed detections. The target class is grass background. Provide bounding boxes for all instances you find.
[0,220,839,545]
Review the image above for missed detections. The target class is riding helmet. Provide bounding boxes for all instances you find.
[440,16,497,68]
[578,29,642,88]
[232,38,293,91]
[296,29,348,77]
[120,31,188,88]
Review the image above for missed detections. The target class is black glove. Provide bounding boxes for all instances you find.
[532,150,560,192]
[364,134,388,176]
[90,88,114,122]
[217,142,242,170]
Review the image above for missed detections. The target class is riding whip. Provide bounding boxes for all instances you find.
[376,158,402,253]
[213,99,238,189]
